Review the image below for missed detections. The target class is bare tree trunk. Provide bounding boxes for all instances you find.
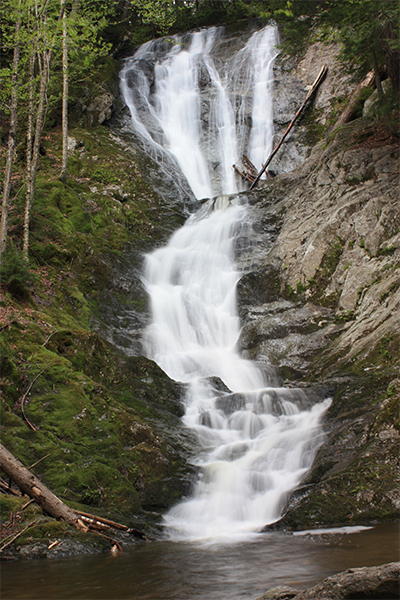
[23,46,52,259]
[24,50,36,261]
[0,443,87,530]
[60,0,68,183]
[0,4,21,259]
[249,66,327,190]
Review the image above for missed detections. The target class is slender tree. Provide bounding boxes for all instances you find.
[23,1,54,258]
[60,0,68,182]
[0,0,21,259]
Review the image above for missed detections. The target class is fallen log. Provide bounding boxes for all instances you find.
[249,65,328,190]
[0,444,147,547]
[0,443,87,531]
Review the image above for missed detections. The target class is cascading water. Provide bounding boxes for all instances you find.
[120,25,279,198]
[122,25,331,542]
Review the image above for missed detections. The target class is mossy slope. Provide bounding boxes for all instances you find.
[0,126,195,553]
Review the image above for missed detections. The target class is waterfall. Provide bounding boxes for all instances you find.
[122,25,331,542]
[120,25,279,198]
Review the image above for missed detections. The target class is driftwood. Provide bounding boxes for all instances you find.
[335,70,375,127]
[249,65,328,190]
[233,154,269,184]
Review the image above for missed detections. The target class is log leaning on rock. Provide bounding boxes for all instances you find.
[249,65,328,190]
[0,443,87,531]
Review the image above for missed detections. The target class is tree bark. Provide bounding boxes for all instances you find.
[335,70,375,127]
[60,0,68,183]
[371,50,398,137]
[0,3,21,259]
[249,65,327,190]
[23,45,52,259]
[0,443,87,530]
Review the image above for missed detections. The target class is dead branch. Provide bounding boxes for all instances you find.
[28,453,51,470]
[91,530,123,551]
[0,519,39,552]
[22,498,36,510]
[0,478,22,496]
[75,510,146,539]
[42,330,59,347]
[19,363,54,430]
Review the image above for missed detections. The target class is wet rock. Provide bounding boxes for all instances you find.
[86,89,114,125]
[239,302,335,374]
[255,585,299,600]
[256,562,400,600]
[237,118,399,527]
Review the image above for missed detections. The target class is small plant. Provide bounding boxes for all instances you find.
[379,335,393,361]
[380,283,396,303]
[344,263,351,271]
[296,281,306,294]
[377,245,396,256]
[92,166,119,185]
[335,309,355,323]
[286,285,295,298]
[349,240,355,249]
[360,238,365,249]
[0,248,35,300]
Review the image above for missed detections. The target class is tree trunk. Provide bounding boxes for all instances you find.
[0,4,21,259]
[0,443,86,530]
[60,0,68,183]
[335,71,375,127]
[371,50,399,137]
[23,46,52,259]
[249,66,327,190]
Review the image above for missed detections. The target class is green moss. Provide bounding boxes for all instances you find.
[0,125,195,541]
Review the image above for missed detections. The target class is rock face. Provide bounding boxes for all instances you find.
[237,118,399,528]
[256,561,400,600]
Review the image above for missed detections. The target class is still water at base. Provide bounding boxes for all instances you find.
[2,523,398,600]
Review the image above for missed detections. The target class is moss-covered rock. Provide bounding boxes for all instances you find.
[0,125,196,556]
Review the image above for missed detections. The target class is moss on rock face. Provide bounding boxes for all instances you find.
[0,126,196,552]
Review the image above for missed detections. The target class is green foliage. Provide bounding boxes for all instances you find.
[321,238,343,277]
[0,248,34,300]
[131,0,176,36]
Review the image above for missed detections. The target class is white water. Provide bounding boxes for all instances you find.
[124,26,331,542]
[120,25,279,198]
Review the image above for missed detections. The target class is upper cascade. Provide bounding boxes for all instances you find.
[120,25,279,200]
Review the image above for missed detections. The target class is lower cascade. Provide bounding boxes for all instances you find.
[143,198,331,542]
[127,24,332,542]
